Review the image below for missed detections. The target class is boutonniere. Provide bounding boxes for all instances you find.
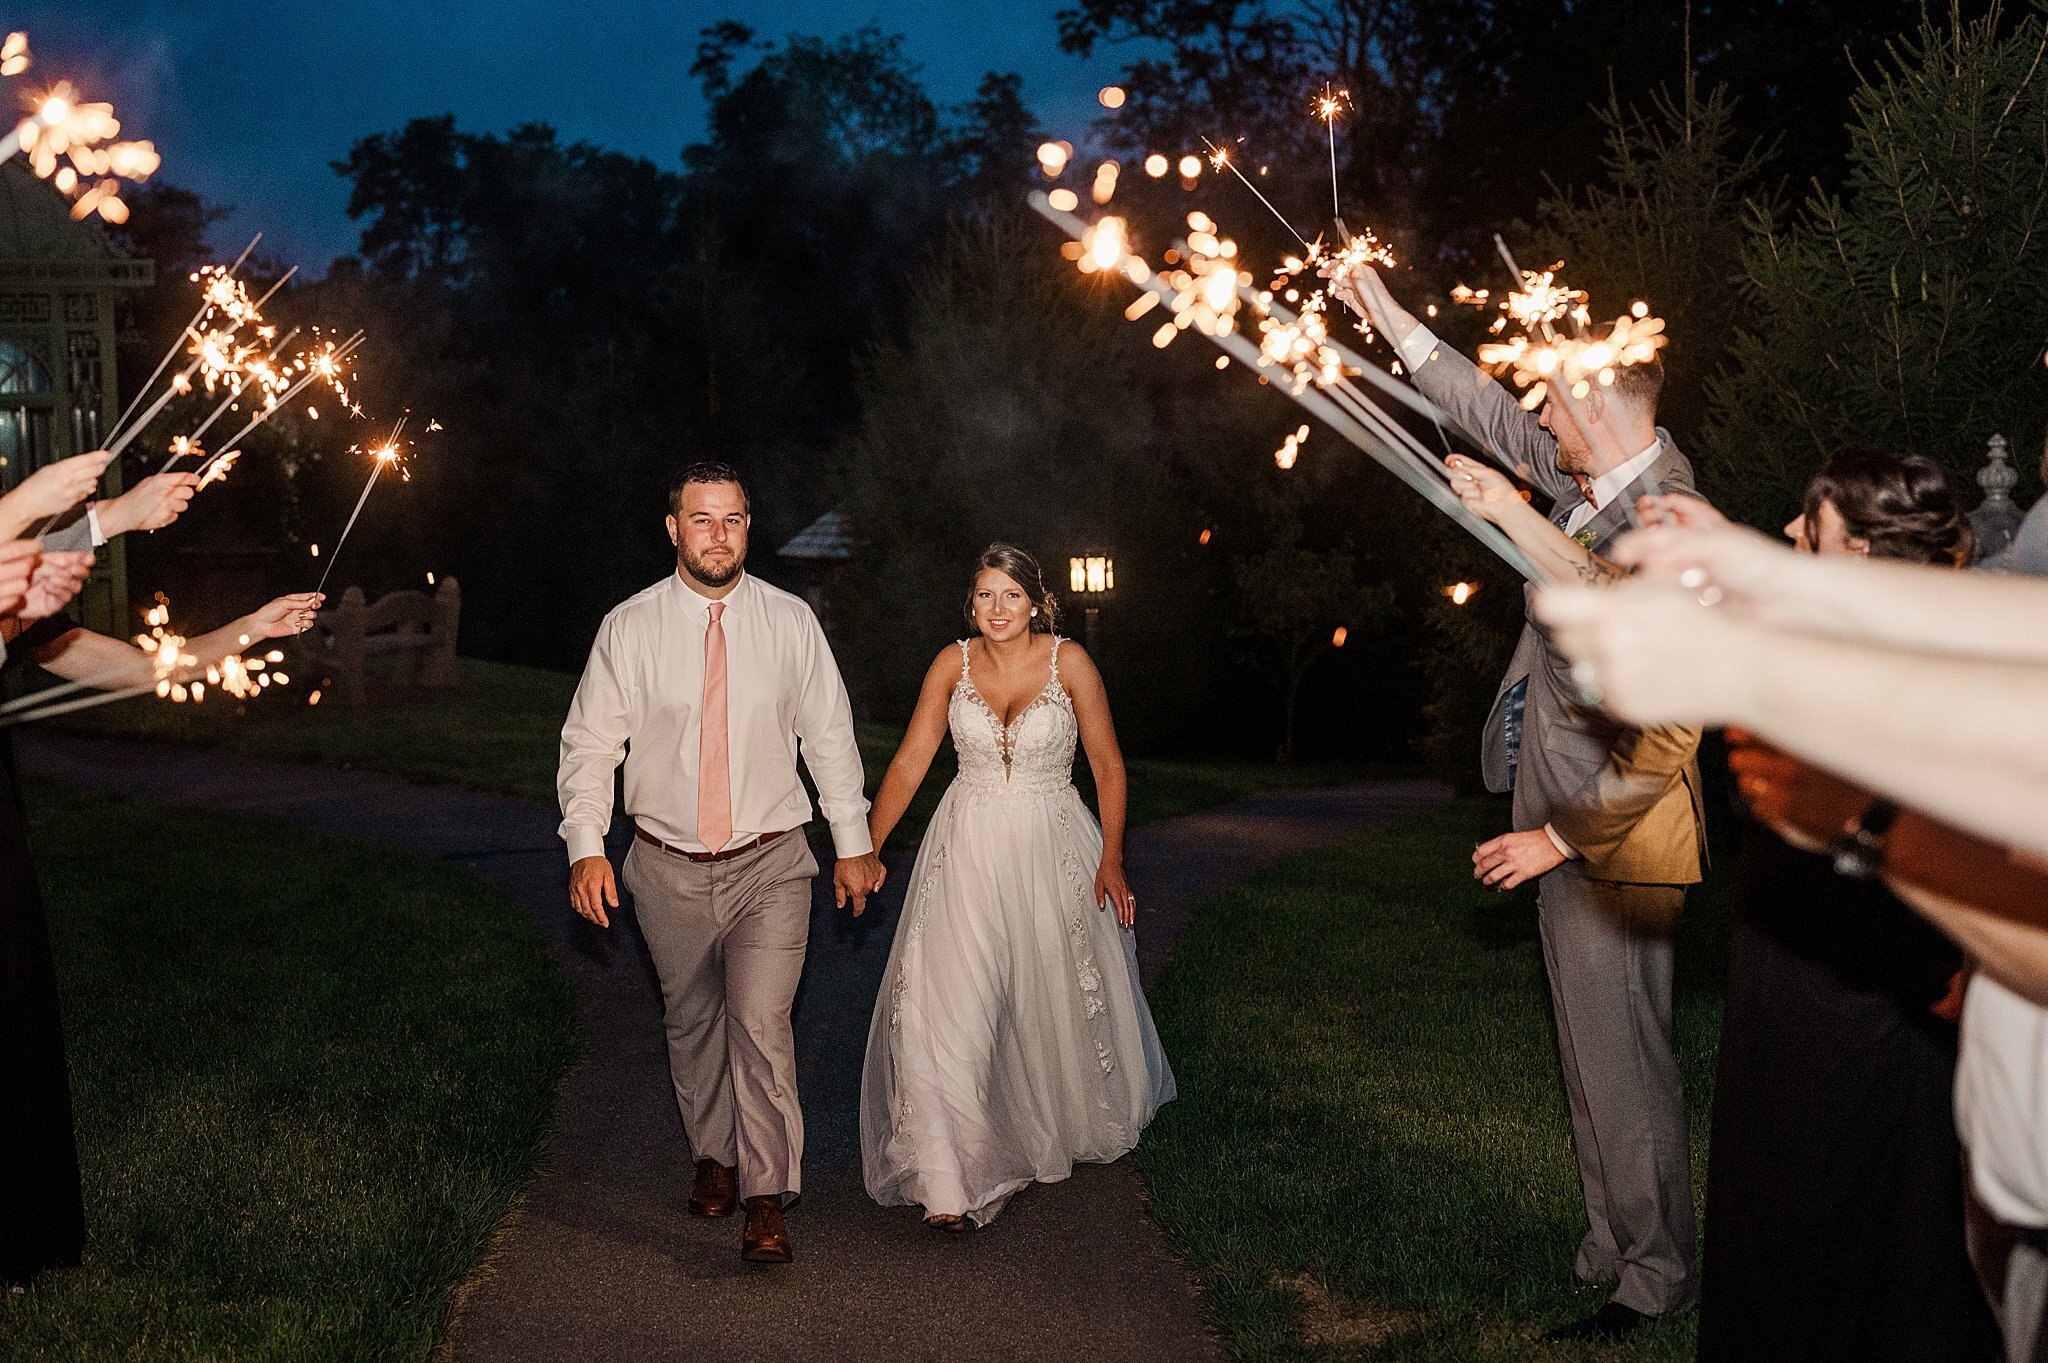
[1573,527,1598,549]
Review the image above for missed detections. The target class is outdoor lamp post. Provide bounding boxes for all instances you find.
[1067,551,1115,654]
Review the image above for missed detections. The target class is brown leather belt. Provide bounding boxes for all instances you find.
[635,825,791,864]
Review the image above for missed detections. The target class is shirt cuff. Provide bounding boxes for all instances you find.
[828,818,875,859]
[86,504,106,548]
[562,826,608,865]
[1396,322,1441,373]
[1543,823,1579,860]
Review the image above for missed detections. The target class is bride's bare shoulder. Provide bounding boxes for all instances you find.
[926,642,969,681]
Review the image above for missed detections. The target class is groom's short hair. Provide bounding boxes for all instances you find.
[669,461,751,518]
[1608,355,1665,416]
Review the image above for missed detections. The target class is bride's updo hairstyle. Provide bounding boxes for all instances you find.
[1804,447,1973,566]
[964,543,1059,636]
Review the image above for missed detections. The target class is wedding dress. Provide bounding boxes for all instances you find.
[860,637,1175,1226]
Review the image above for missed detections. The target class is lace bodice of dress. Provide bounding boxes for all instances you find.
[949,637,1077,793]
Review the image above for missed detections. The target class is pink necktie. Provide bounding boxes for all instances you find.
[697,602,732,853]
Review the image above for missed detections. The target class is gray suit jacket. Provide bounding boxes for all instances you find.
[1410,338,1707,885]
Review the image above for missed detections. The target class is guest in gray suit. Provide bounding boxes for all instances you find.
[1329,263,1708,1342]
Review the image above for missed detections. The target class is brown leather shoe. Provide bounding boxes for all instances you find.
[740,1196,793,1263]
[688,1159,737,1218]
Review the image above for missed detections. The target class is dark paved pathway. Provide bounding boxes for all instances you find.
[18,732,1446,1363]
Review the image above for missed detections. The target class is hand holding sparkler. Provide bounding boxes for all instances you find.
[241,591,324,642]
[0,539,40,619]
[21,549,92,622]
[96,472,199,537]
[1320,258,1421,353]
[1446,454,1623,585]
[0,449,113,538]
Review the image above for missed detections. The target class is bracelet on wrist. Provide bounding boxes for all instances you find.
[1829,799,1901,882]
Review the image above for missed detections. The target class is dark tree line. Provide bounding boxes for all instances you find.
[99,4,2000,771]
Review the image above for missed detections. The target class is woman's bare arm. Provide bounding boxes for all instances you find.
[866,648,960,851]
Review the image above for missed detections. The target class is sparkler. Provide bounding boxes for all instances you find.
[159,325,303,471]
[103,262,297,460]
[107,236,262,442]
[1461,238,1669,522]
[184,330,367,477]
[314,413,419,596]
[1314,85,1350,224]
[1031,190,1543,582]
[0,68,159,222]
[1200,137,1310,248]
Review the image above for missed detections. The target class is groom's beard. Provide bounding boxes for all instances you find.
[680,543,745,587]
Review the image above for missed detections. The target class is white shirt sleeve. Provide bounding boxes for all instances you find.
[792,609,874,858]
[1542,823,1580,860]
[1396,321,1442,374]
[557,614,635,865]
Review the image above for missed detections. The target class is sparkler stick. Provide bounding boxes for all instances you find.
[1029,192,1542,581]
[0,680,159,726]
[1315,86,1349,225]
[314,413,405,596]
[106,235,262,443]
[1199,138,1310,249]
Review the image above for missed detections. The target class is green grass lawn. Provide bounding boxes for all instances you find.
[0,780,575,1363]
[1137,797,1729,1362]
[59,656,1401,846]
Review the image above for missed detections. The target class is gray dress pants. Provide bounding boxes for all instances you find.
[1967,1176,2048,1362]
[1537,864,1698,1316]
[623,830,819,1202]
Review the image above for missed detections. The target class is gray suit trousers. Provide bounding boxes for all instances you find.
[623,830,819,1202]
[1537,864,1698,1315]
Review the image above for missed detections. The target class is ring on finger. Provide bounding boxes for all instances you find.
[1570,659,1603,707]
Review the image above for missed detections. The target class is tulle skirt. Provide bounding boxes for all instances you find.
[860,777,1175,1225]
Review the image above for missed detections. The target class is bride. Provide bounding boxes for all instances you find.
[858,543,1175,1229]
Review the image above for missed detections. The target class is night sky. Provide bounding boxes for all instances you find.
[12,1,1129,270]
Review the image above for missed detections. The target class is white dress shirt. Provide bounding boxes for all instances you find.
[557,571,873,865]
[1563,439,1665,536]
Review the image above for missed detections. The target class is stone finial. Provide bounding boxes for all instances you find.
[1970,432,2027,561]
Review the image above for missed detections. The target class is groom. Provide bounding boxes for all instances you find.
[557,461,884,1263]
[1332,264,1708,1340]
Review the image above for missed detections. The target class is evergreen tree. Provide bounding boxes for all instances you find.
[1532,81,1774,441]
[1704,3,2048,526]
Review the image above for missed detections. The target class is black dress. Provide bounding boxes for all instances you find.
[1700,826,1999,1361]
[0,630,85,1284]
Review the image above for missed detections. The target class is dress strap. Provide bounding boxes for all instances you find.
[1048,634,1062,681]
[957,638,972,682]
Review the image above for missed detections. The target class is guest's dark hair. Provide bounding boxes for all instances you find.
[668,461,750,518]
[1804,447,1972,566]
[963,543,1058,635]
